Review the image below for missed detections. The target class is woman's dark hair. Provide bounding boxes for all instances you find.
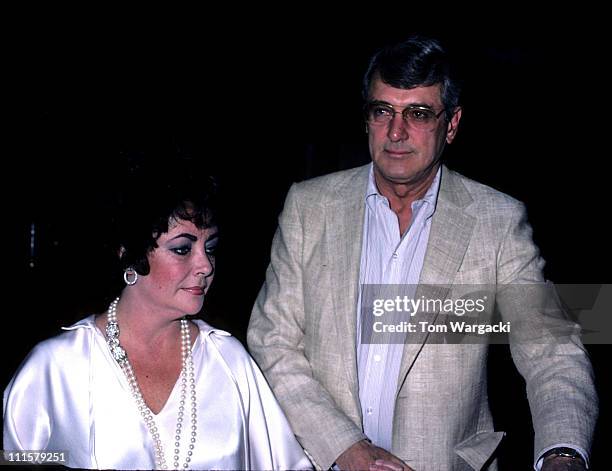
[114,156,218,276]
[362,35,462,121]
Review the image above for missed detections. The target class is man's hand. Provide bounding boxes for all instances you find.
[542,455,587,470]
[335,439,414,471]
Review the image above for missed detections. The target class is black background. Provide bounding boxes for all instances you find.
[4,10,610,470]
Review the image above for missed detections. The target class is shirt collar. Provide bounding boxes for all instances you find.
[62,315,232,346]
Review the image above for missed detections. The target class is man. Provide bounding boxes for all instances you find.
[247,36,597,470]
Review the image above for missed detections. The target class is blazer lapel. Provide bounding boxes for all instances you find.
[326,166,369,408]
[396,166,477,394]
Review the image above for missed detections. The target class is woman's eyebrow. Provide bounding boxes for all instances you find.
[169,233,198,242]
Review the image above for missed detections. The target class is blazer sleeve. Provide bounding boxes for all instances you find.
[247,184,366,470]
[495,202,598,463]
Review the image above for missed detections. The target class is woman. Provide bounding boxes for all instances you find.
[3,162,312,470]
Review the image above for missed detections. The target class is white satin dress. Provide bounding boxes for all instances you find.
[3,316,312,470]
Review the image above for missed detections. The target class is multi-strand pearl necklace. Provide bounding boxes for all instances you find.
[106,297,197,470]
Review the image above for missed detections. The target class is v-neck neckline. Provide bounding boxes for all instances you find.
[92,317,201,416]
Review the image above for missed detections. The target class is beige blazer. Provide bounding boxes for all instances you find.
[248,165,597,470]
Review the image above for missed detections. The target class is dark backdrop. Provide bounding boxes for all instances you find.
[4,17,609,470]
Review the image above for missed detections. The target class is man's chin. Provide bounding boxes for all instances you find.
[374,162,439,187]
[375,164,420,183]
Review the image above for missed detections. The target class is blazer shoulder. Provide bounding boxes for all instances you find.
[445,167,525,213]
[290,164,369,205]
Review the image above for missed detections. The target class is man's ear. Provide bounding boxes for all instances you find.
[446,106,462,144]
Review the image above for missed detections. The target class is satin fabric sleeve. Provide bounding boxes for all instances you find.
[3,328,93,467]
[3,342,54,451]
[244,356,313,470]
[207,333,313,470]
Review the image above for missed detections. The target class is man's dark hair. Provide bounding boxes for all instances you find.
[362,35,462,121]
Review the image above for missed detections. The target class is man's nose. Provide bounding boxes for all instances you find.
[387,115,408,142]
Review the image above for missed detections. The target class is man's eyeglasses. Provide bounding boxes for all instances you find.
[364,102,446,131]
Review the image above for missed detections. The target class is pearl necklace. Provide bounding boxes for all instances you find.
[106,297,197,470]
